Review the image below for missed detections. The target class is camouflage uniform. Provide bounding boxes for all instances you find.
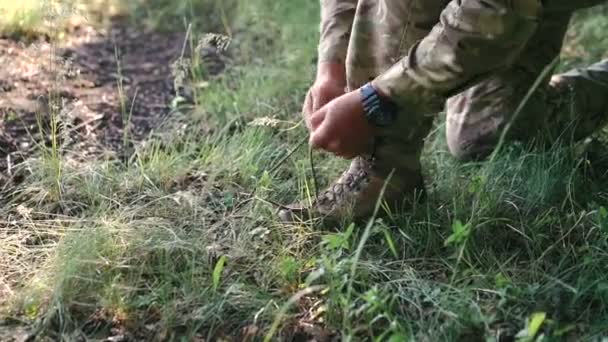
[279,0,608,223]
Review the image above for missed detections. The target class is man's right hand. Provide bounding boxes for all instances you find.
[303,62,346,131]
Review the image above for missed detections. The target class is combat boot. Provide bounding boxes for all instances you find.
[278,155,424,225]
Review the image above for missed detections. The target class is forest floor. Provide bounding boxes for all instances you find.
[1,1,608,341]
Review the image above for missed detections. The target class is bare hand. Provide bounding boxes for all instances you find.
[303,63,346,130]
[309,90,374,159]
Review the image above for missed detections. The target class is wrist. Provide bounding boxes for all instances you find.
[316,62,346,87]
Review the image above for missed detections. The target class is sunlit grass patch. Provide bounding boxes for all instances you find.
[0,0,48,38]
[0,0,123,38]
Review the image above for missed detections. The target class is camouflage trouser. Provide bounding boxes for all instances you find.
[446,8,608,160]
[393,0,608,161]
[351,0,608,170]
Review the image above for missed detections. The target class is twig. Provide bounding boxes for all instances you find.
[309,145,319,200]
[180,23,193,60]
[267,136,308,175]
[232,136,308,212]
[6,155,12,177]
[65,114,104,135]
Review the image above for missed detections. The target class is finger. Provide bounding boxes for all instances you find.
[309,109,326,132]
[327,140,342,154]
[302,92,313,129]
[310,119,333,150]
[303,91,313,114]
[312,92,330,112]
[339,151,357,160]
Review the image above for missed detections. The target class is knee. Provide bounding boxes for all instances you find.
[445,86,503,162]
[446,129,475,161]
[446,125,496,162]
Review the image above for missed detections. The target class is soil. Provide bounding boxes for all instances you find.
[0,17,186,186]
[0,16,189,341]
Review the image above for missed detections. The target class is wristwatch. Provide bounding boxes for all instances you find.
[360,82,398,127]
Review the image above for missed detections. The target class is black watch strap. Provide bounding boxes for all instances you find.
[360,83,397,127]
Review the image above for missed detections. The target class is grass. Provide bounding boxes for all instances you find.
[0,0,230,39]
[0,0,47,37]
[1,0,608,340]
[0,0,123,39]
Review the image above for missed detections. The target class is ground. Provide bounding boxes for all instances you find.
[1,1,608,341]
[0,17,184,174]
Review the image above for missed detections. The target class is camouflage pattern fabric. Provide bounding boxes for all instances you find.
[318,0,608,165]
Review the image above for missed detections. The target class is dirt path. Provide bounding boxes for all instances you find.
[0,17,191,341]
[0,17,186,185]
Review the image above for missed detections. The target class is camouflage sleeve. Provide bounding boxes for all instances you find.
[372,0,543,114]
[318,0,358,64]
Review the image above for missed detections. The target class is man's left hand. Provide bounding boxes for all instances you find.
[309,89,374,159]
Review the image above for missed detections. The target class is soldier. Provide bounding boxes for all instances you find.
[279,0,608,223]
